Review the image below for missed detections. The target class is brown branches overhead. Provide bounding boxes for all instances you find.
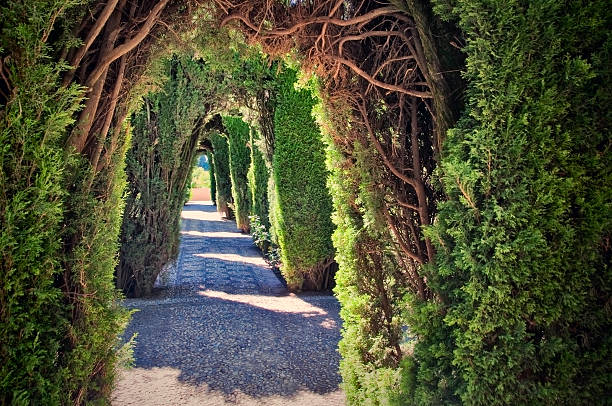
[213,0,446,301]
[215,0,431,101]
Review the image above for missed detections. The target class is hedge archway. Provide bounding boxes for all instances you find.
[0,1,609,404]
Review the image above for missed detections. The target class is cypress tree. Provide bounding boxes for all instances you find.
[271,68,335,290]
[222,116,252,232]
[211,132,233,218]
[248,128,270,229]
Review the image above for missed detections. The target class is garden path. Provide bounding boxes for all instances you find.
[112,201,344,405]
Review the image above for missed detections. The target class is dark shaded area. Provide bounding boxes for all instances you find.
[120,201,342,399]
[123,294,342,398]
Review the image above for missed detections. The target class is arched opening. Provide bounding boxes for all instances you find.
[1,1,609,404]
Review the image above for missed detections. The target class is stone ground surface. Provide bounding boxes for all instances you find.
[112,201,345,405]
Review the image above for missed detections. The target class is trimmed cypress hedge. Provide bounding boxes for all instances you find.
[271,68,335,290]
[211,132,233,218]
[318,100,411,404]
[1,2,129,402]
[409,1,612,404]
[118,57,202,297]
[222,116,252,232]
[248,128,270,230]
[208,150,217,204]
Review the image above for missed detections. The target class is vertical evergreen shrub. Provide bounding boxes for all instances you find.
[272,69,334,290]
[222,116,252,232]
[0,3,81,401]
[317,98,412,405]
[207,150,217,203]
[1,1,129,402]
[416,1,611,403]
[119,57,203,297]
[248,128,270,229]
[211,132,233,218]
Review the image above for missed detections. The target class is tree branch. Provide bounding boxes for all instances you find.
[85,0,170,88]
[330,55,431,98]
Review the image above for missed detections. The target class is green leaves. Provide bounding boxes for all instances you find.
[424,0,612,403]
[271,68,334,290]
[222,116,252,232]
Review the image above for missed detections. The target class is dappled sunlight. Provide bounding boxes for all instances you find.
[194,252,268,267]
[180,230,251,239]
[181,203,224,222]
[113,366,345,406]
[197,289,338,329]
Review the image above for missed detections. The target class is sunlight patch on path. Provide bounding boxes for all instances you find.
[180,230,252,238]
[198,289,338,329]
[194,252,268,266]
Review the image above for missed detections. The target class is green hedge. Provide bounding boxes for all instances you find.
[208,150,217,203]
[248,128,270,230]
[118,57,202,297]
[409,1,611,404]
[317,99,411,404]
[222,116,252,232]
[271,69,334,290]
[0,1,129,402]
[211,132,233,218]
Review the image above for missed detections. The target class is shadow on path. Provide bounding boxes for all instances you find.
[114,201,343,404]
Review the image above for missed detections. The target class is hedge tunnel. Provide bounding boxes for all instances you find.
[0,0,609,404]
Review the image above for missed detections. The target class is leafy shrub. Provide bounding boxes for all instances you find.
[208,151,217,203]
[118,57,202,297]
[248,128,270,229]
[249,215,282,269]
[222,116,252,232]
[410,1,612,403]
[271,68,335,290]
[211,132,233,218]
[319,102,411,404]
[1,1,129,402]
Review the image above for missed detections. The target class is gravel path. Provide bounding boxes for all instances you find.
[112,202,345,405]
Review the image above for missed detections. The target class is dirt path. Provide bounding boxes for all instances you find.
[112,201,345,405]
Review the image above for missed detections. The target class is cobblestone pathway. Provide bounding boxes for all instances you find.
[112,201,345,406]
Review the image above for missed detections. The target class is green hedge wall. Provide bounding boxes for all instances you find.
[0,1,129,402]
[222,116,252,232]
[271,69,335,290]
[211,132,233,218]
[208,150,217,204]
[0,4,78,400]
[118,57,202,297]
[409,0,611,404]
[248,128,270,230]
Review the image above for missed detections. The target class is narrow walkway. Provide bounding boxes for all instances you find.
[112,201,344,406]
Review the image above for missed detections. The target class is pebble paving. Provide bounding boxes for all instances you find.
[112,201,345,405]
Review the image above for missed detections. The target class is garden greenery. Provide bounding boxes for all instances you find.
[271,68,335,291]
[211,132,233,218]
[118,56,206,297]
[222,116,252,232]
[0,0,609,404]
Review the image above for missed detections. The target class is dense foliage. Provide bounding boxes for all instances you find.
[211,132,233,218]
[272,69,335,290]
[248,128,270,230]
[318,98,414,405]
[222,116,252,232]
[1,0,609,404]
[207,150,217,203]
[118,57,205,297]
[407,0,611,404]
[0,1,130,402]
